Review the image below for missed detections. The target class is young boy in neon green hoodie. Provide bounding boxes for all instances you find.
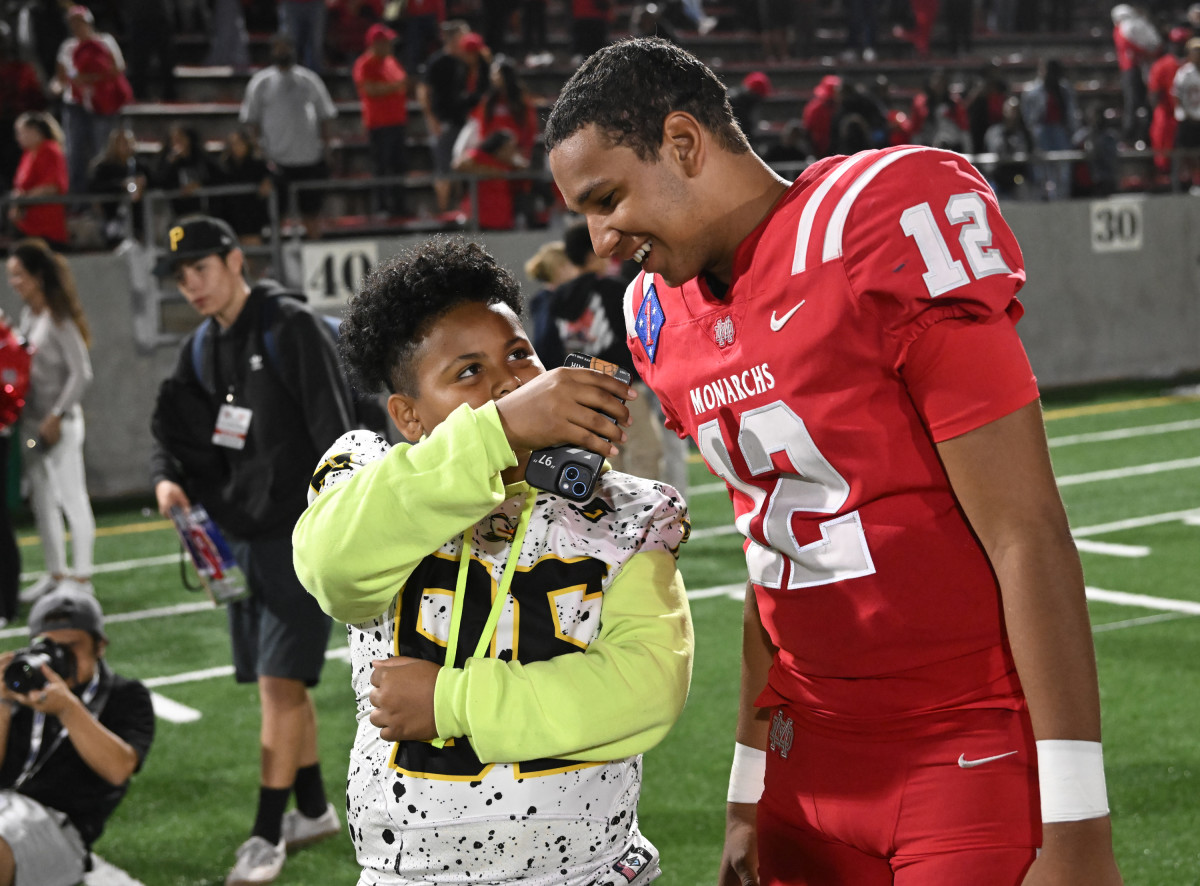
[293,237,692,886]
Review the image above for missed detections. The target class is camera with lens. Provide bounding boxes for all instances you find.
[526,354,631,503]
[3,636,77,695]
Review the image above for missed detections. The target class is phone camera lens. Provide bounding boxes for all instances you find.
[563,466,580,481]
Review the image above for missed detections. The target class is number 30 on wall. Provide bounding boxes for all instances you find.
[900,192,1011,297]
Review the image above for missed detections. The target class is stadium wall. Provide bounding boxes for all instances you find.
[3,195,1197,500]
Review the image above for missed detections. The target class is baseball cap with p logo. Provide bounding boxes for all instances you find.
[155,216,239,276]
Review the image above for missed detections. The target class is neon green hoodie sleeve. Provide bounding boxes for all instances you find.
[293,402,517,623]
[433,547,693,762]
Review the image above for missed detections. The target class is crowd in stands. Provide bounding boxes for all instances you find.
[2,1,1200,253]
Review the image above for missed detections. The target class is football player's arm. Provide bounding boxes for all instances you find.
[429,548,693,762]
[294,403,517,623]
[936,403,1122,886]
[719,582,774,886]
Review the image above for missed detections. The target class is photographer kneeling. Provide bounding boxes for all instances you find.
[0,589,155,886]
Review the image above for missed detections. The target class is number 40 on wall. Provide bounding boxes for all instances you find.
[302,240,379,306]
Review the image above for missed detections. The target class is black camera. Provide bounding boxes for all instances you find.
[526,353,631,502]
[4,636,76,695]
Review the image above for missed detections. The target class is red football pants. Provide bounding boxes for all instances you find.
[758,704,1039,885]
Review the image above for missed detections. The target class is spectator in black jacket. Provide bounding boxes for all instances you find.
[87,126,150,244]
[153,124,220,221]
[418,21,489,212]
[149,216,352,886]
[216,127,272,245]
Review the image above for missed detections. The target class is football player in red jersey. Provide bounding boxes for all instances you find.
[545,38,1123,886]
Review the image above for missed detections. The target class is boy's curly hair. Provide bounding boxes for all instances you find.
[544,37,750,162]
[339,238,523,396]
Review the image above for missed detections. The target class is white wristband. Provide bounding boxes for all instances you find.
[727,742,767,804]
[1036,740,1109,823]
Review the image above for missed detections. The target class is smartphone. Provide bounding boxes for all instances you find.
[525,353,631,502]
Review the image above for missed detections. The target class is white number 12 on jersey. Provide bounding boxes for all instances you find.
[697,403,876,591]
[900,192,1011,297]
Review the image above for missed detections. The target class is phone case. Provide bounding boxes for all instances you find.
[525,353,631,502]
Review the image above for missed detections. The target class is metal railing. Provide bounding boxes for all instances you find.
[3,145,1199,265]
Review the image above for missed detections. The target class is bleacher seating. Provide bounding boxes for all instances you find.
[5,0,1179,248]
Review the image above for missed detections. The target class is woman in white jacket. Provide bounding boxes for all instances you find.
[5,238,96,601]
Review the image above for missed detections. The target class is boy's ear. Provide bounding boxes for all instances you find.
[387,393,424,440]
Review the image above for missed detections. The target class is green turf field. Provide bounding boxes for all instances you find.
[2,382,1198,885]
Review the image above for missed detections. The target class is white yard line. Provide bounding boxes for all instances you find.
[1091,612,1198,633]
[1072,540,1150,558]
[19,553,182,583]
[1072,508,1200,537]
[1055,456,1200,487]
[1084,586,1200,616]
[1048,418,1200,446]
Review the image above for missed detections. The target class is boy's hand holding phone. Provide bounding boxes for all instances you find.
[494,359,635,458]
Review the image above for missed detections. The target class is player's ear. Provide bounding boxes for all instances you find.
[662,111,705,177]
[387,393,424,440]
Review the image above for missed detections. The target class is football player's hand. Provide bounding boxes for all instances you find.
[718,802,759,886]
[368,656,440,742]
[155,480,190,518]
[495,366,635,457]
[1021,819,1122,886]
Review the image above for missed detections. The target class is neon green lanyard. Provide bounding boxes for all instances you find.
[432,489,535,748]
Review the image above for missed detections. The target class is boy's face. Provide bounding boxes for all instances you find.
[389,301,543,440]
[174,251,244,320]
[549,123,707,288]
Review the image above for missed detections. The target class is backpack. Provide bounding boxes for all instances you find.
[189,291,389,434]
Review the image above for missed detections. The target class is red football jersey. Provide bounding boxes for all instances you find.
[626,146,1040,718]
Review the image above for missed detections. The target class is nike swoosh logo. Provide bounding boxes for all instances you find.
[769,300,806,332]
[957,751,1018,769]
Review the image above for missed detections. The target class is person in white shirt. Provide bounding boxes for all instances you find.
[239,34,337,240]
[1172,37,1200,191]
[4,239,95,604]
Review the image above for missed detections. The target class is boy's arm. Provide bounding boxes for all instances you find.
[293,402,517,623]
[432,547,693,762]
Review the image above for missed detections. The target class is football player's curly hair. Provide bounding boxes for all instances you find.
[544,37,750,162]
[339,237,523,397]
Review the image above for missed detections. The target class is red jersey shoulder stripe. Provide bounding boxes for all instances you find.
[790,146,934,276]
[821,146,931,264]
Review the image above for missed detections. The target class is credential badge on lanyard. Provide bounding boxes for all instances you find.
[213,404,253,450]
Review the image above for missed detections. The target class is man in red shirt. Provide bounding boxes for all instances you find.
[547,38,1124,886]
[353,23,409,217]
[1148,27,1190,177]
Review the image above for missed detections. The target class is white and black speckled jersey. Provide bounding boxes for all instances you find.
[294,403,693,885]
